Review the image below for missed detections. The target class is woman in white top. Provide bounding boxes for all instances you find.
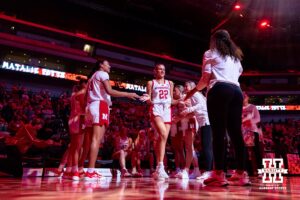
[112,126,133,177]
[172,94,199,180]
[170,85,185,176]
[185,29,250,186]
[84,60,140,181]
[181,81,213,179]
[131,129,150,177]
[142,63,174,180]
[242,92,261,136]
[242,92,263,175]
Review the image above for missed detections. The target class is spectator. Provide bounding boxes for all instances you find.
[112,126,133,177]
[2,119,61,177]
[272,123,288,168]
[131,129,150,177]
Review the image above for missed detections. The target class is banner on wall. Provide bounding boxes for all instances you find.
[109,81,146,92]
[1,60,146,92]
[1,60,87,81]
[256,105,300,111]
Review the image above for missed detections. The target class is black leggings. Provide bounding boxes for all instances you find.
[200,125,213,171]
[207,82,246,171]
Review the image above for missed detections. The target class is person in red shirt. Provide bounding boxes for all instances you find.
[2,119,60,177]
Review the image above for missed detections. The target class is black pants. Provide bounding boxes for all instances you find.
[253,132,264,169]
[200,125,213,171]
[274,143,288,169]
[207,82,246,171]
[0,145,23,177]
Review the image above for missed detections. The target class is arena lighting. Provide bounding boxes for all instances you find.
[1,60,87,81]
[234,4,242,11]
[256,105,300,111]
[259,20,271,28]
[83,44,93,53]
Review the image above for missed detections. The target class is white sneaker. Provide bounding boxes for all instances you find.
[203,171,228,187]
[196,171,212,181]
[152,168,169,180]
[227,171,251,186]
[176,170,189,179]
[189,170,201,179]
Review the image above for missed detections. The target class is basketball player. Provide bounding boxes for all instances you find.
[181,81,213,180]
[170,85,185,177]
[64,79,87,180]
[141,63,174,180]
[172,95,198,179]
[112,126,133,177]
[84,59,140,181]
[242,92,262,175]
[131,129,149,177]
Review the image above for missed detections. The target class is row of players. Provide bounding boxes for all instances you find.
[59,29,251,187]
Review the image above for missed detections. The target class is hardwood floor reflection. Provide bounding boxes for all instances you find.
[0,176,299,199]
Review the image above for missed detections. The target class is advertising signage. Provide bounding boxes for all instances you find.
[256,105,300,111]
[1,60,87,81]
[1,60,146,92]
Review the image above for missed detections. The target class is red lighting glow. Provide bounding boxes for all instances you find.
[259,20,271,28]
[234,4,241,10]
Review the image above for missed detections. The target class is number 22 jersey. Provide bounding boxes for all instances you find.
[150,79,172,124]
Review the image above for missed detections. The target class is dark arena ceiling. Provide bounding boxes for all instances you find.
[1,0,300,73]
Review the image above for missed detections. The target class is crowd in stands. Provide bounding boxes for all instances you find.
[261,119,300,154]
[0,82,70,138]
[0,82,299,175]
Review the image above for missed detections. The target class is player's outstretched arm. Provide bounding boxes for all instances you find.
[102,80,140,100]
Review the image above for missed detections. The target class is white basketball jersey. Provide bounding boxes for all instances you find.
[87,71,112,106]
[151,79,172,104]
[116,137,130,151]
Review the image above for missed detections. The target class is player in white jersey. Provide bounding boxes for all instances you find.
[170,85,185,177]
[150,80,172,123]
[84,59,140,181]
[180,81,213,180]
[242,92,262,176]
[131,129,150,177]
[172,97,199,179]
[242,92,261,137]
[112,126,133,177]
[141,63,174,180]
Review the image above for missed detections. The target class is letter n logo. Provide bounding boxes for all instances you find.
[102,113,108,120]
